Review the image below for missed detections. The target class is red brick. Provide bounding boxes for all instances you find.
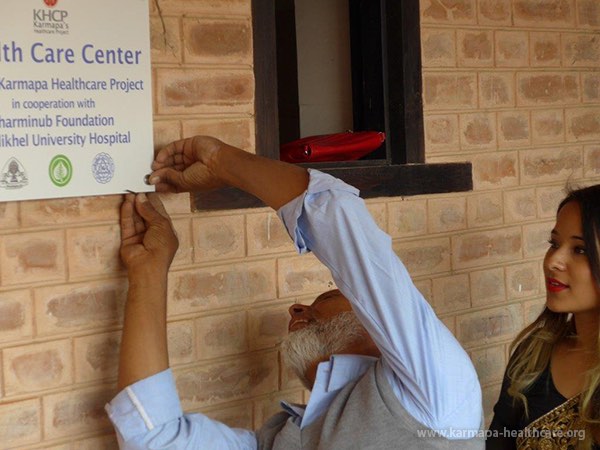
[421,29,456,67]
[566,108,600,142]
[34,279,127,336]
[0,202,18,228]
[388,199,428,238]
[452,227,522,270]
[577,0,600,27]
[562,33,600,67]
[478,0,511,25]
[467,192,504,228]
[278,254,334,297]
[432,274,470,313]
[423,74,477,109]
[155,0,251,16]
[158,192,191,215]
[153,120,182,151]
[421,0,476,24]
[483,383,502,426]
[523,221,554,258]
[193,215,245,262]
[459,113,496,149]
[72,434,119,450]
[66,225,121,279]
[414,279,433,304]
[523,298,546,325]
[513,0,575,28]
[583,73,600,103]
[172,218,193,267]
[174,351,278,409]
[0,399,41,447]
[156,69,254,115]
[195,311,248,359]
[504,188,537,223]
[246,212,294,256]
[530,32,561,67]
[43,386,114,439]
[428,196,467,233]
[506,261,541,299]
[424,114,459,151]
[472,152,519,190]
[478,72,515,108]
[520,147,583,184]
[1,230,66,286]
[150,16,181,64]
[0,289,33,342]
[74,331,121,383]
[248,304,289,351]
[183,119,256,153]
[457,30,493,67]
[498,111,530,148]
[531,109,565,144]
[470,267,506,307]
[20,196,120,227]
[471,345,506,385]
[393,237,451,276]
[495,31,529,67]
[3,339,72,395]
[537,185,566,218]
[168,261,276,315]
[183,18,252,65]
[198,402,253,429]
[168,320,195,366]
[456,304,523,348]
[441,316,456,336]
[584,146,600,177]
[517,73,579,106]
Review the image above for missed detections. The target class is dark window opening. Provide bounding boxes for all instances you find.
[192,0,473,211]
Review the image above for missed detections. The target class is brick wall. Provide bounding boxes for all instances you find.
[0,0,598,447]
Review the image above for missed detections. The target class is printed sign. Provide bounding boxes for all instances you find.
[0,0,153,201]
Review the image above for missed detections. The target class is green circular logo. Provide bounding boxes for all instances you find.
[49,155,73,187]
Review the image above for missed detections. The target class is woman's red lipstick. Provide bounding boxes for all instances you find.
[546,278,568,293]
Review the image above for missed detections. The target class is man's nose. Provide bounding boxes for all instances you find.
[289,303,310,318]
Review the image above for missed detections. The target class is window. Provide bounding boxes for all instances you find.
[193,0,472,211]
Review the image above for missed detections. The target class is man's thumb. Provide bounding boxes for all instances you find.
[149,168,187,192]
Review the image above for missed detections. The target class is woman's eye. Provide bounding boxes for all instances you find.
[574,246,587,255]
[547,239,559,249]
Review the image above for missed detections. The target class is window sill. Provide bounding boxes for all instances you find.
[192,161,472,211]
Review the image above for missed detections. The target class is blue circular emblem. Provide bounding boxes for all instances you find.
[92,152,115,184]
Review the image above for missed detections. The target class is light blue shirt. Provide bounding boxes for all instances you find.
[106,170,482,448]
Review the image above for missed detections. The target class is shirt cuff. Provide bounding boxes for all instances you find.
[277,169,360,254]
[105,369,183,442]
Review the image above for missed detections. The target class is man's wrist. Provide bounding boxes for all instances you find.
[127,265,169,285]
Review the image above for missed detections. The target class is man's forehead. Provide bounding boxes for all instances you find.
[312,289,345,305]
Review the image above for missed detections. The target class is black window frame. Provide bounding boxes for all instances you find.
[193,0,472,211]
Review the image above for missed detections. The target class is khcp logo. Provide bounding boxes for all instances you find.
[44,0,58,7]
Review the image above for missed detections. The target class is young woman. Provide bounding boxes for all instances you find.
[487,184,600,450]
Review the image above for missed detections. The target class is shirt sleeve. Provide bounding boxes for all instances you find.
[105,369,257,450]
[277,170,482,434]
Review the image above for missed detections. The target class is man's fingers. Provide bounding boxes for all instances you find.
[147,193,169,218]
[134,193,172,228]
[120,194,137,241]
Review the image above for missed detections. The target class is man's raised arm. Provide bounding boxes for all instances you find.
[150,136,309,210]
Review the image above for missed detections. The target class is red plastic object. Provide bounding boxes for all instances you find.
[280,131,386,163]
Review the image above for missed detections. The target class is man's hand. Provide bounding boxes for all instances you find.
[120,193,179,276]
[149,136,228,193]
[149,135,309,210]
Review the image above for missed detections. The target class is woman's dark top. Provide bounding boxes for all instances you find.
[487,365,571,449]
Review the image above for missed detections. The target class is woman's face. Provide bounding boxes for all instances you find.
[544,201,600,314]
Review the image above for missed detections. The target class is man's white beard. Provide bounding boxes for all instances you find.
[280,311,366,389]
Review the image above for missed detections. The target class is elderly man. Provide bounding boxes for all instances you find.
[106,136,483,449]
